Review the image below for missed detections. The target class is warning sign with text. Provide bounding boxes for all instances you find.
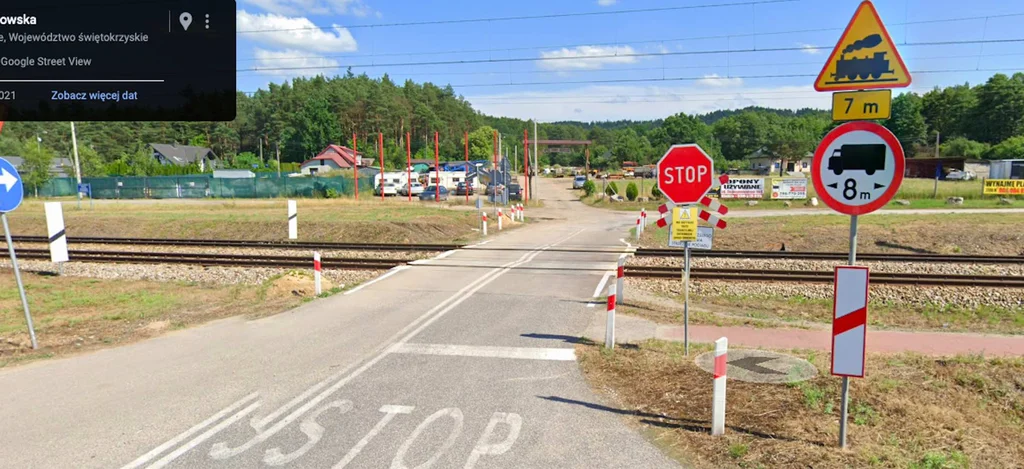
[720,177,764,199]
[770,178,808,199]
[983,179,1024,196]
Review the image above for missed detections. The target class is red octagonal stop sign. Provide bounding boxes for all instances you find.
[656,144,715,205]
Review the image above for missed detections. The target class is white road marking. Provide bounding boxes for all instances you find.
[619,238,632,248]
[344,265,411,295]
[592,271,614,298]
[464,412,523,469]
[194,229,584,464]
[433,249,457,260]
[117,392,259,469]
[586,303,597,308]
[391,408,464,469]
[262,400,353,466]
[144,401,261,469]
[333,405,415,469]
[464,240,493,248]
[392,343,576,361]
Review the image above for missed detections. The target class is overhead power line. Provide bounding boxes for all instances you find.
[236,11,1024,63]
[237,0,795,33]
[235,38,1024,73]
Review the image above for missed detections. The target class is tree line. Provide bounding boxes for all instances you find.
[0,71,1021,187]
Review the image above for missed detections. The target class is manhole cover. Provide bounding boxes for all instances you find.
[695,349,817,384]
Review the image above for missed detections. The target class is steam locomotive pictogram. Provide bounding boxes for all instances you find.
[829,34,894,82]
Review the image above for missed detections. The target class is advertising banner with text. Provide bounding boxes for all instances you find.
[983,179,1024,196]
[720,177,764,199]
[770,177,808,199]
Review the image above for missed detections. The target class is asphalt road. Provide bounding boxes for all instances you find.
[0,178,677,469]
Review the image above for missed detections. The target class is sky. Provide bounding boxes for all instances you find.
[234,0,1024,122]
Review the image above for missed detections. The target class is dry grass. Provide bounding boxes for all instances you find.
[5,198,483,244]
[640,212,1024,256]
[577,340,1024,468]
[0,270,325,367]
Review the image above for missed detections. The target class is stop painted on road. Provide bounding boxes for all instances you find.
[695,349,817,384]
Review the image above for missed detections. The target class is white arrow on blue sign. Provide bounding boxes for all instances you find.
[0,157,25,213]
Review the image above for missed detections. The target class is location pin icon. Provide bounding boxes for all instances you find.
[179,12,192,31]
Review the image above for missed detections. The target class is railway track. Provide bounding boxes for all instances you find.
[634,248,1024,265]
[9,236,461,252]
[624,266,1024,288]
[13,249,408,270]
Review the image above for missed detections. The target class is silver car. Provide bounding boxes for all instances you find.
[572,175,587,189]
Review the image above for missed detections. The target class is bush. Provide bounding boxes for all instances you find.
[582,180,596,196]
[606,181,619,196]
[625,182,639,201]
[651,184,662,199]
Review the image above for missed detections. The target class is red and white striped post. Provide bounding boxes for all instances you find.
[313,251,322,296]
[616,254,626,305]
[635,216,641,241]
[712,336,728,435]
[640,208,647,235]
[605,284,616,349]
[497,208,503,231]
[481,211,488,236]
[519,204,525,221]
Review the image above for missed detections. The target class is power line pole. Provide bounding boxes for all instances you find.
[70,122,82,208]
[533,120,539,200]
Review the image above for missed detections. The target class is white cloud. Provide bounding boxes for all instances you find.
[237,10,358,53]
[241,0,374,16]
[538,45,639,71]
[696,74,744,87]
[597,0,618,5]
[252,48,340,76]
[467,85,830,122]
[799,43,822,55]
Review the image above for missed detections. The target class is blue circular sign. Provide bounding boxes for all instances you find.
[0,157,25,213]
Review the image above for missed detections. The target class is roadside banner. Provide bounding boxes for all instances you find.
[770,177,808,199]
[983,179,1024,196]
[720,177,764,199]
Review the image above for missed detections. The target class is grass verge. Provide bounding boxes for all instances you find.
[6,198,484,244]
[577,339,1024,468]
[0,270,343,367]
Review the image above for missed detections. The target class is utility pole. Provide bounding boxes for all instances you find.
[533,120,539,199]
[70,122,82,208]
[933,132,940,198]
[259,135,264,166]
[276,142,281,177]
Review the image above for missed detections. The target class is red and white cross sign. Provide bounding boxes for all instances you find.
[831,266,869,378]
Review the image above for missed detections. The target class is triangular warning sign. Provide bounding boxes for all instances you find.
[814,0,911,91]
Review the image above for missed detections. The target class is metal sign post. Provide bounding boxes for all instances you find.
[838,214,858,448]
[0,157,36,349]
[682,241,691,356]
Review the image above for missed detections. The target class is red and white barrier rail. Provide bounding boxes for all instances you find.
[313,251,322,296]
[605,284,617,349]
[712,336,728,436]
[700,196,728,215]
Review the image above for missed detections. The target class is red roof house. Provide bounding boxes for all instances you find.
[300,145,361,175]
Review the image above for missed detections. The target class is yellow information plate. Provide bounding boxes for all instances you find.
[983,179,1024,196]
[670,206,698,243]
[832,90,891,121]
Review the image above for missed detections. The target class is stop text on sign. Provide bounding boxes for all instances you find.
[662,165,709,184]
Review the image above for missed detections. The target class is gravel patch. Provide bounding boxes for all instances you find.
[0,259,384,287]
[629,277,1024,309]
[629,256,1024,276]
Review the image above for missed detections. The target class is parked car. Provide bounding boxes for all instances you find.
[485,182,496,195]
[398,182,424,196]
[572,175,587,189]
[507,183,522,201]
[419,185,449,201]
[455,182,475,196]
[374,183,399,196]
[946,170,976,181]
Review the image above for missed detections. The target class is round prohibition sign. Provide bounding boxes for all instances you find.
[811,121,904,216]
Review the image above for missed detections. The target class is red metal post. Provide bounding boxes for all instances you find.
[464,131,469,203]
[352,133,358,200]
[523,129,529,203]
[406,132,411,202]
[434,131,440,202]
[378,132,384,201]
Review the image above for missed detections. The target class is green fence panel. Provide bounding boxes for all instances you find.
[178,176,212,198]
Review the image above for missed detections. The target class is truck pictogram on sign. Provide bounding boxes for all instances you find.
[827,144,886,176]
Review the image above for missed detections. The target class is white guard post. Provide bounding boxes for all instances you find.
[44,202,69,267]
[616,254,626,305]
[604,284,616,349]
[313,251,322,295]
[481,211,488,236]
[712,336,728,436]
[497,208,503,231]
[288,200,297,240]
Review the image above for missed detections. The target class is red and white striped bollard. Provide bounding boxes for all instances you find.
[605,284,616,349]
[313,251,322,296]
[497,208,503,231]
[481,211,488,236]
[616,254,625,305]
[712,336,728,435]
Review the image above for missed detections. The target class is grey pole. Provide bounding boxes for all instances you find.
[839,214,858,448]
[70,122,82,209]
[2,213,37,349]
[683,242,691,356]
